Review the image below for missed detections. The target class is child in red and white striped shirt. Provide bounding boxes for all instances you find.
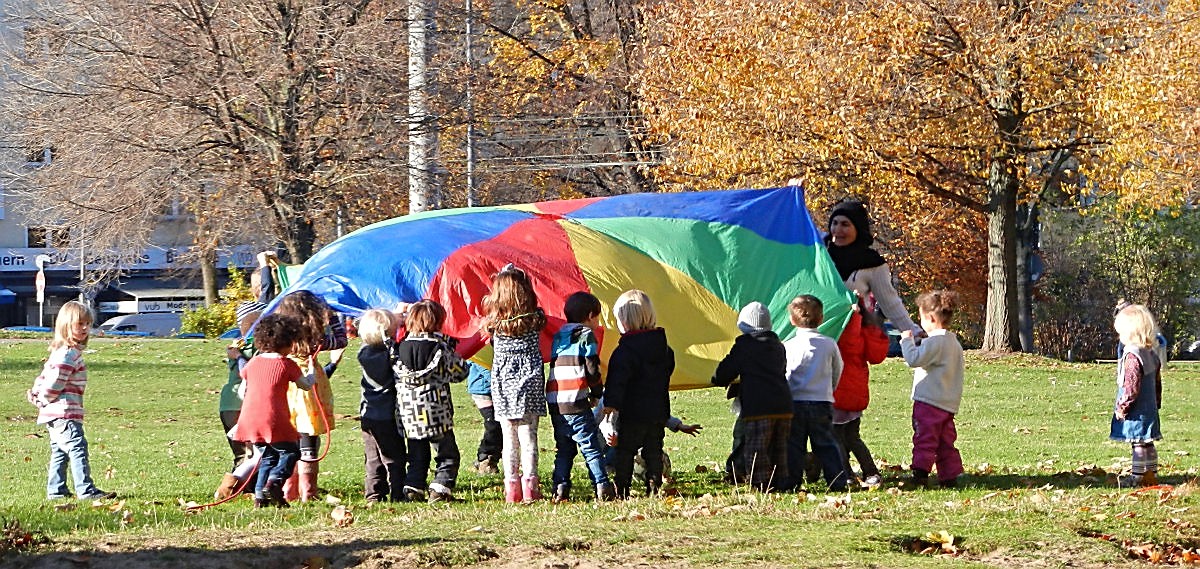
[27,301,116,501]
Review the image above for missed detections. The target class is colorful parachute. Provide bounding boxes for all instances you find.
[281,185,852,390]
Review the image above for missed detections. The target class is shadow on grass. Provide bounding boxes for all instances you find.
[959,472,1194,491]
[4,536,470,569]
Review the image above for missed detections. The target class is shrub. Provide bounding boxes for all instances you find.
[180,266,255,338]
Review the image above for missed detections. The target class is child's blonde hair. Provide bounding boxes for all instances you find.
[614,289,656,334]
[788,295,824,328]
[52,301,93,350]
[1114,304,1158,349]
[358,309,395,346]
[485,265,545,336]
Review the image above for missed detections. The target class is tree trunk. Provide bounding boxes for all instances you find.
[200,248,219,306]
[279,178,316,263]
[408,0,440,213]
[982,155,1022,352]
[1015,202,1037,352]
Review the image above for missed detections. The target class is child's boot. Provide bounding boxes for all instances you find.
[214,473,241,500]
[522,475,543,503]
[504,478,522,503]
[910,468,930,489]
[298,462,319,501]
[266,478,289,508]
[551,482,570,504]
[1141,471,1159,486]
[595,482,616,502]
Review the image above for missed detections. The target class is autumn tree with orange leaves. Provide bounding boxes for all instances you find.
[637,0,1199,352]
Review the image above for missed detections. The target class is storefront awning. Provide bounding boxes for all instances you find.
[0,287,15,305]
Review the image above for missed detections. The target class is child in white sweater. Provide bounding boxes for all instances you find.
[900,290,966,489]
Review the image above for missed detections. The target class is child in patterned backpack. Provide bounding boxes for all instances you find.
[393,300,468,503]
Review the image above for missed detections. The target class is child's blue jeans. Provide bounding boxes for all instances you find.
[253,442,301,498]
[45,419,103,499]
[550,411,610,487]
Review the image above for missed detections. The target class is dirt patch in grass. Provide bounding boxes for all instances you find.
[1,534,702,569]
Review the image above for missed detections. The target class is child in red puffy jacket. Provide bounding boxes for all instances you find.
[832,297,891,487]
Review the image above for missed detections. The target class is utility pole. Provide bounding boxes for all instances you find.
[464,0,476,207]
[408,0,440,213]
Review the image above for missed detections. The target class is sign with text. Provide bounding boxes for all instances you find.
[0,245,258,272]
[98,299,205,314]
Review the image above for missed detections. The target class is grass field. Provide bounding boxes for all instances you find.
[2,337,1200,568]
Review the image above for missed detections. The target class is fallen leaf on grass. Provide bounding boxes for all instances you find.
[679,505,713,519]
[53,502,76,512]
[330,505,353,527]
[611,510,646,522]
[1168,518,1196,531]
[104,466,115,480]
[822,495,851,508]
[905,530,961,556]
[324,495,342,505]
[23,433,42,439]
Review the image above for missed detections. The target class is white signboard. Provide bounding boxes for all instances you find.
[98,299,205,314]
[0,245,257,272]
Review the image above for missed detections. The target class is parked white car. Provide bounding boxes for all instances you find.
[98,313,183,337]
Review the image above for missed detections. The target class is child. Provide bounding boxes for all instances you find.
[357,309,407,503]
[214,301,265,499]
[603,289,675,499]
[711,301,793,491]
[1110,304,1163,488]
[233,313,322,508]
[900,290,966,488]
[782,294,847,491]
[484,265,548,503]
[274,290,346,501]
[394,300,468,502]
[832,298,891,487]
[27,301,116,501]
[547,292,614,502]
[466,362,503,475]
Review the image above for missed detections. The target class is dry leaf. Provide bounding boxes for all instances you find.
[330,505,354,527]
[324,495,342,505]
[53,502,76,512]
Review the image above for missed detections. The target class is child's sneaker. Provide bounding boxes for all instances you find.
[938,477,958,489]
[80,490,117,500]
[595,482,616,501]
[474,458,499,475]
[403,485,426,502]
[1117,473,1157,488]
[552,483,570,503]
[427,483,454,503]
[862,474,883,487]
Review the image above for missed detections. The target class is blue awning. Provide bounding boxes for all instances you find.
[0,288,15,305]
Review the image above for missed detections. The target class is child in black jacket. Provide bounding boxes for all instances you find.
[711,302,793,491]
[602,290,675,499]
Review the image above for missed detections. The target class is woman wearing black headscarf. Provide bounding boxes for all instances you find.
[825,200,916,333]
[823,200,917,487]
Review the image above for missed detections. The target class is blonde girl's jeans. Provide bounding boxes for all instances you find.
[45,419,103,499]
